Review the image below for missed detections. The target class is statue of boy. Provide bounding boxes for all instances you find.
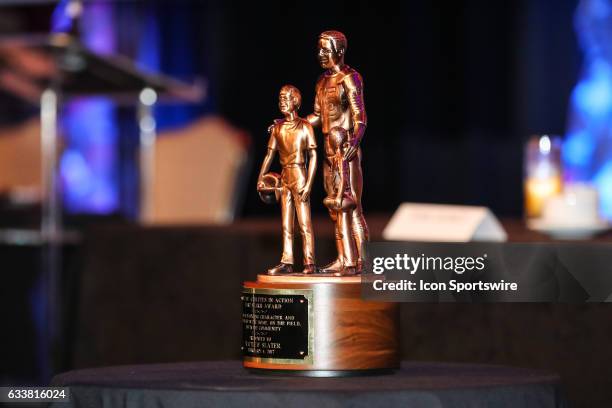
[257,85,318,275]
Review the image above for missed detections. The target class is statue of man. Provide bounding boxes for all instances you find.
[307,30,369,272]
[258,85,318,275]
[323,127,358,275]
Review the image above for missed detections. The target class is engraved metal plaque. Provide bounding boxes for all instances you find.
[242,288,313,365]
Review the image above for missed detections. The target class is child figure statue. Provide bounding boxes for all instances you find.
[257,85,318,275]
[323,127,358,276]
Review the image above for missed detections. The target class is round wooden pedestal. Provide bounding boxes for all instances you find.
[242,274,399,376]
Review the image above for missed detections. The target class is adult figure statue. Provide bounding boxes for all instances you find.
[307,30,369,273]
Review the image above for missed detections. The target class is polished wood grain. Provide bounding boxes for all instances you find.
[257,273,361,284]
[243,275,399,372]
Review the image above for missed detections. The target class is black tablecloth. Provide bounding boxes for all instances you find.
[51,361,566,408]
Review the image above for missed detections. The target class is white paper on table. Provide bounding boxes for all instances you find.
[382,203,507,242]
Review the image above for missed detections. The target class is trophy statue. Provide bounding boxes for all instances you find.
[322,127,359,276]
[257,85,318,275]
[242,32,399,376]
[309,30,370,274]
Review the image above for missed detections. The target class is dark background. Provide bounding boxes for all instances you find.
[0,0,582,218]
[202,0,581,217]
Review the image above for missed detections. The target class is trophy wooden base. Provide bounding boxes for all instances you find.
[242,274,399,376]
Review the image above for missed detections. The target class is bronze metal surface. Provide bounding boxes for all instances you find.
[257,85,318,271]
[308,31,369,272]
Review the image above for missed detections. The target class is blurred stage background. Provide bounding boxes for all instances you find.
[2,1,612,407]
[0,0,585,220]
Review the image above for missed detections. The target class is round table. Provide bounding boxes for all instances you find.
[51,361,566,408]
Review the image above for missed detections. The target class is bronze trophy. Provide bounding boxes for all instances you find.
[257,85,318,275]
[242,31,399,376]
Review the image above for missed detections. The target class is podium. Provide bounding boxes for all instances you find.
[0,32,203,224]
[0,31,203,379]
